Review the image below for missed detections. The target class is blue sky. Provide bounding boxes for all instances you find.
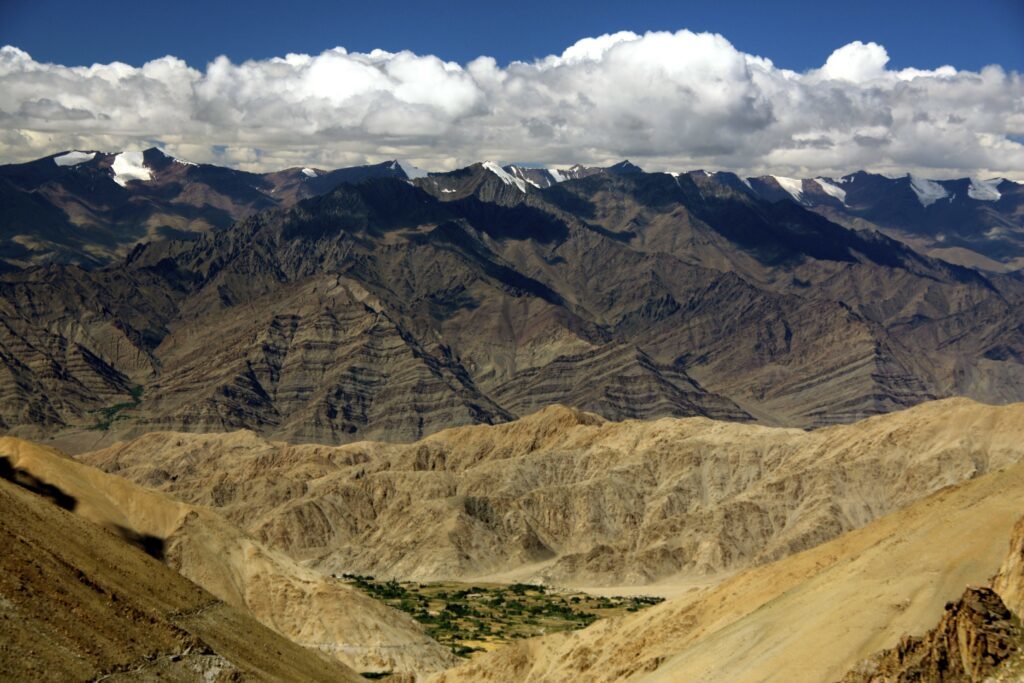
[2,0,1022,71]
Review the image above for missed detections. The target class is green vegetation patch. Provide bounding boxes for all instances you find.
[89,385,143,431]
[340,574,664,661]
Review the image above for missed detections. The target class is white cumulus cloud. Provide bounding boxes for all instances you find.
[0,30,1022,180]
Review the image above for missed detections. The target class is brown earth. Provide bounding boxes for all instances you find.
[77,398,1024,589]
[430,458,1024,682]
[0,473,361,682]
[0,436,456,677]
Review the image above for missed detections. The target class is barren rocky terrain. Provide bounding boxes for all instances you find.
[0,436,456,677]
[0,464,362,681]
[3,162,1023,446]
[79,398,1024,587]
[432,458,1024,682]
[5,398,1024,682]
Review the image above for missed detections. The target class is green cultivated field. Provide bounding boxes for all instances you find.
[340,574,663,660]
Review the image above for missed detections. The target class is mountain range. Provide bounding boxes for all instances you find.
[2,150,1023,445]
[2,149,1021,273]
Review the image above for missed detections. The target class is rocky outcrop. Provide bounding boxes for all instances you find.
[994,517,1024,618]
[839,588,1022,683]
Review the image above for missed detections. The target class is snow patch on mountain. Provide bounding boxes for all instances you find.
[813,177,847,203]
[968,177,1002,201]
[111,152,151,186]
[506,166,543,188]
[396,160,428,179]
[53,151,95,167]
[548,168,568,183]
[301,167,318,178]
[483,161,526,192]
[909,175,949,207]
[773,176,805,202]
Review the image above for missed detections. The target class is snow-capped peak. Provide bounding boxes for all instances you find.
[111,151,152,187]
[505,165,544,188]
[967,177,1002,202]
[396,159,429,179]
[482,161,527,192]
[908,174,949,207]
[301,167,318,178]
[813,177,847,204]
[53,151,95,167]
[772,175,805,203]
[548,168,568,183]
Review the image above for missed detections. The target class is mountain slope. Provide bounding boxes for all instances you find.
[0,148,411,269]
[0,462,362,682]
[838,513,1024,682]
[711,170,1024,273]
[0,436,457,676]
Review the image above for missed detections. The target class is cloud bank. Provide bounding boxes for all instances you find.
[1,30,1023,178]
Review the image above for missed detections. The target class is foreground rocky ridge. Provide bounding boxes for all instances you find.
[839,587,1022,683]
[79,398,1024,586]
[0,436,457,677]
[839,514,1024,683]
[3,158,1023,442]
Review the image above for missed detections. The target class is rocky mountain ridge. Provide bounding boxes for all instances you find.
[2,153,1023,442]
[77,399,1024,586]
[4,149,1021,273]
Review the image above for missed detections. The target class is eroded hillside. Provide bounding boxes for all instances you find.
[80,398,1024,586]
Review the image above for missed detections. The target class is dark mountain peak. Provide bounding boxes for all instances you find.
[502,164,562,189]
[141,147,178,172]
[410,161,536,203]
[687,170,758,198]
[607,160,644,175]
